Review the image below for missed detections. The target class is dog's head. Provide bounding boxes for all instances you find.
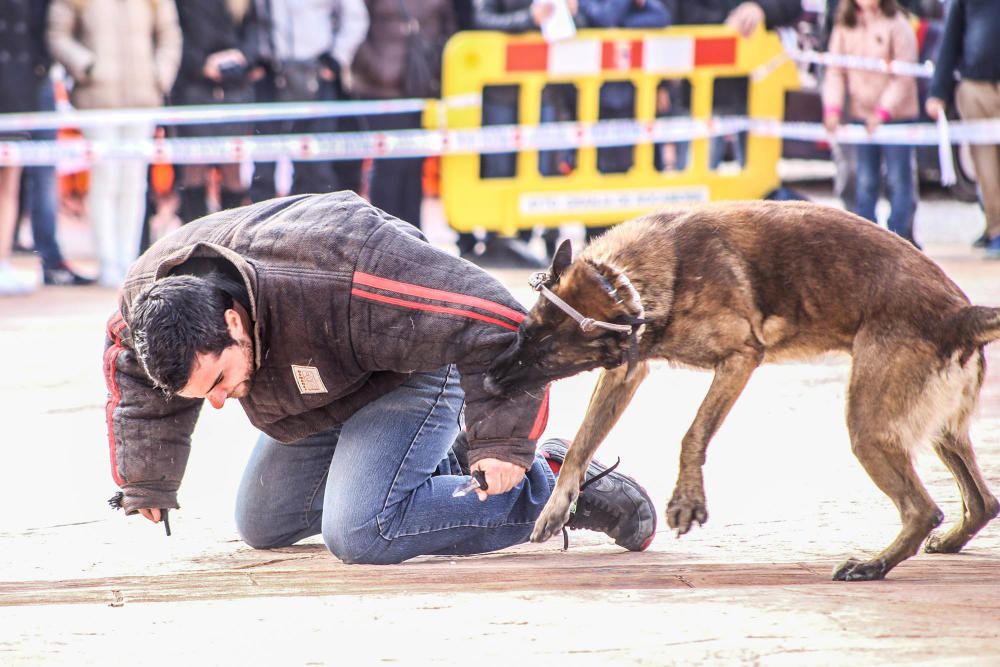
[484,240,647,397]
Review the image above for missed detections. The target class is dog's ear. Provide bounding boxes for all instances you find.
[549,239,573,280]
[585,259,645,320]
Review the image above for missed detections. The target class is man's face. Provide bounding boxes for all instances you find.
[177,309,254,409]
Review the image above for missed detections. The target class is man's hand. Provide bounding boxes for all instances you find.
[865,113,883,135]
[725,2,766,38]
[471,458,527,501]
[202,49,247,82]
[823,111,840,135]
[925,97,945,121]
[138,508,162,523]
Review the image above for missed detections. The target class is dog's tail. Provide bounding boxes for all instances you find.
[952,306,1000,348]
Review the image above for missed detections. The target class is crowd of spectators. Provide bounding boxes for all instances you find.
[0,0,997,296]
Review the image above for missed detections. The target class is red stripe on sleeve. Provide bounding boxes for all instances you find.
[104,313,127,487]
[353,272,525,325]
[352,288,520,332]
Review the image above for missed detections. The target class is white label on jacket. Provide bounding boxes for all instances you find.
[291,365,328,394]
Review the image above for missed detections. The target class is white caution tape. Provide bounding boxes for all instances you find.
[4,115,1000,168]
[785,48,935,79]
[0,95,480,134]
[936,114,957,187]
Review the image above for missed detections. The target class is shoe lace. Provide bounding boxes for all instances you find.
[561,457,622,551]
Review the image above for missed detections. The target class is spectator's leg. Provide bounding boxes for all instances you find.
[832,141,857,213]
[957,81,1000,242]
[178,164,209,224]
[368,111,424,229]
[23,165,64,270]
[249,76,280,203]
[26,79,65,271]
[481,87,517,179]
[83,124,125,287]
[333,113,363,195]
[853,140,881,225]
[218,162,247,211]
[114,123,152,282]
[884,142,917,245]
[290,79,339,196]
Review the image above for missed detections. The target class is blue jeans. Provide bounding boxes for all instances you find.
[235,365,556,564]
[854,124,916,239]
[23,79,64,269]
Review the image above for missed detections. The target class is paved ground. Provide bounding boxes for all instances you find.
[1,178,999,665]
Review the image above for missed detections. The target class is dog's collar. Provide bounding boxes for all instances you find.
[529,271,633,334]
[529,270,648,380]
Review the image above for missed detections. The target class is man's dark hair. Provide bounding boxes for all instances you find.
[130,273,243,396]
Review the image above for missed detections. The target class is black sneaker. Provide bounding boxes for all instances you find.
[43,263,96,286]
[540,438,657,552]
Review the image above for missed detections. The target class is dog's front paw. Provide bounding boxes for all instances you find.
[831,556,887,581]
[666,489,708,537]
[531,489,577,544]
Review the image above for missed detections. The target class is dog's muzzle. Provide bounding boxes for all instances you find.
[529,271,648,380]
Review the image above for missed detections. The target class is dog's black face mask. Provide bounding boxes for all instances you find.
[484,240,646,397]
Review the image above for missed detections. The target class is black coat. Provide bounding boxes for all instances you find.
[106,192,547,513]
[171,0,255,136]
[929,0,1000,103]
[471,0,587,32]
[0,0,50,115]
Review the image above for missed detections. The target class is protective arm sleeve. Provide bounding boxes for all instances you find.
[104,311,202,514]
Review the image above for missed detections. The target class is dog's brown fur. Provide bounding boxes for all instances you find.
[485,200,1000,581]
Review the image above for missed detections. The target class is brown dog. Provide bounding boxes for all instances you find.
[484,200,999,581]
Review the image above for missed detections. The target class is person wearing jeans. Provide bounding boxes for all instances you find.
[236,366,558,562]
[822,0,920,247]
[926,0,1000,256]
[853,120,916,243]
[22,78,95,285]
[105,192,657,563]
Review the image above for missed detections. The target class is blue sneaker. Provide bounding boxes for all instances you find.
[986,236,1000,259]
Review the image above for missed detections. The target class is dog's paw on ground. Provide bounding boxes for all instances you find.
[666,494,708,536]
[832,556,888,581]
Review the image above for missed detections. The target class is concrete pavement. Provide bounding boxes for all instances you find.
[1,184,999,665]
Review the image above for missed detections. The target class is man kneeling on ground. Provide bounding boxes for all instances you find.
[103,191,656,563]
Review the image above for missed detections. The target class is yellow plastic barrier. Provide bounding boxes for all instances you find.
[435,25,799,235]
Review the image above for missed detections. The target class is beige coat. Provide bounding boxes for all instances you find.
[47,0,182,109]
[823,11,919,121]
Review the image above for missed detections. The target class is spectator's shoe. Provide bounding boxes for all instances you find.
[43,263,97,286]
[0,264,37,296]
[986,236,1000,260]
[540,438,657,552]
[973,232,991,249]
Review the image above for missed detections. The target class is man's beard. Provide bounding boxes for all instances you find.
[229,339,255,399]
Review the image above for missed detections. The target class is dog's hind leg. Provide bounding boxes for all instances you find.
[925,430,1000,553]
[531,361,651,545]
[834,341,946,581]
[667,349,762,536]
